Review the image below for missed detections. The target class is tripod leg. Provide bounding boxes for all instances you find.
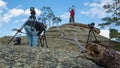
[31,34,32,46]
[7,31,19,45]
[7,21,26,45]
[86,30,91,44]
[44,31,48,48]
[39,35,44,47]
[92,31,97,41]
[38,35,40,46]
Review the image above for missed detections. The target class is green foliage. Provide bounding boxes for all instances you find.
[110,28,120,40]
[103,4,111,9]
[99,17,120,27]
[39,6,55,28]
[38,6,62,28]
[99,0,120,40]
[112,42,120,51]
[98,22,110,27]
[52,17,62,26]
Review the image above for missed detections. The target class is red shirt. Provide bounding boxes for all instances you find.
[70,9,74,16]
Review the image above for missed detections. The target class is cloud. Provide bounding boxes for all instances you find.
[0,8,42,23]
[80,0,113,18]
[60,12,69,19]
[100,0,113,5]
[0,0,42,23]
[0,0,7,8]
[1,8,24,23]
[100,29,110,38]
[25,8,42,16]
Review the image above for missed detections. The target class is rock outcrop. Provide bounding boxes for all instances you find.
[0,45,104,68]
[0,23,119,68]
[46,23,114,47]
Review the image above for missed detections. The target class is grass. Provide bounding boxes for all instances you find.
[114,43,120,51]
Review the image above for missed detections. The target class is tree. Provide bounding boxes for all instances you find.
[109,28,120,42]
[98,0,120,41]
[52,17,62,26]
[39,6,55,28]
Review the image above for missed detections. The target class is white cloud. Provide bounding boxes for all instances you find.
[60,12,69,19]
[24,9,30,16]
[35,8,42,16]
[25,8,42,16]
[101,0,113,6]
[1,8,24,23]
[0,0,42,23]
[0,7,42,23]
[84,2,100,7]
[100,29,110,38]
[0,0,7,8]
[9,8,24,16]
[80,0,113,18]
[80,11,89,15]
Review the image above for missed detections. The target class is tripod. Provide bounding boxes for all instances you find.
[86,29,97,44]
[38,30,48,48]
[7,7,48,47]
[7,16,48,48]
[7,19,28,45]
[7,9,37,46]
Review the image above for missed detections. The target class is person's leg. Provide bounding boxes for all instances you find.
[73,16,75,23]
[31,29,38,47]
[69,16,72,23]
[32,35,38,47]
[71,16,74,23]
[24,25,32,46]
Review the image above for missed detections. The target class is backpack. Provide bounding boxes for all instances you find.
[25,20,46,35]
[35,22,45,35]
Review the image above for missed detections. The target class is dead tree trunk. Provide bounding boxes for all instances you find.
[85,42,120,68]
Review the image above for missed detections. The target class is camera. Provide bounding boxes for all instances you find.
[30,7,36,16]
[88,22,95,29]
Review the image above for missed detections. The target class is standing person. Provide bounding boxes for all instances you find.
[24,24,38,47]
[69,5,75,23]
[24,7,38,47]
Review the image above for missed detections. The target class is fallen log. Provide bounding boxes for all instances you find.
[85,42,120,68]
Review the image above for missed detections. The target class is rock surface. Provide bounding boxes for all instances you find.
[0,23,118,68]
[0,45,104,68]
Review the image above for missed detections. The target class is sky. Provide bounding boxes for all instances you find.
[0,0,114,38]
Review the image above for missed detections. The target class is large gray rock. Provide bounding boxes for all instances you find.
[0,45,104,68]
[0,23,117,68]
[46,23,115,47]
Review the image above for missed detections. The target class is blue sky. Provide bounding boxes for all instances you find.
[0,0,114,38]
